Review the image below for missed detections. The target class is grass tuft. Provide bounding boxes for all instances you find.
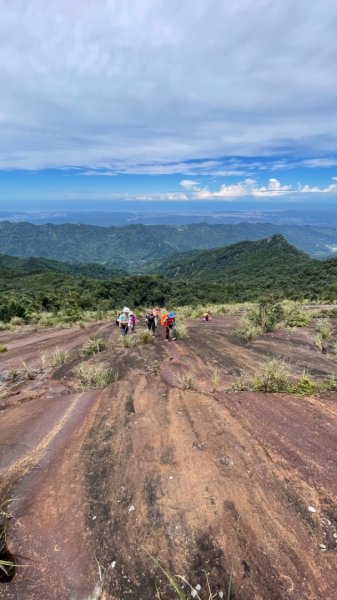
[252,358,289,392]
[122,335,140,348]
[136,330,155,344]
[316,318,332,340]
[51,346,70,367]
[0,344,8,353]
[238,318,262,343]
[177,373,198,391]
[74,362,118,389]
[211,367,221,393]
[80,337,106,358]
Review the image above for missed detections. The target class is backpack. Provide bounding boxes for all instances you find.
[119,313,128,327]
[160,312,168,326]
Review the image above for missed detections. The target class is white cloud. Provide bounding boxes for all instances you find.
[180,180,199,190]
[193,178,292,199]
[0,1,337,171]
[299,180,337,193]
[131,177,337,201]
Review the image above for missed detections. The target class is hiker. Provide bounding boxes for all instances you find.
[118,307,130,336]
[145,309,156,335]
[161,311,176,341]
[128,311,136,333]
[153,306,160,327]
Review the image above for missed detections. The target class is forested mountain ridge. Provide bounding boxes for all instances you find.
[1,220,337,272]
[0,253,124,279]
[159,234,311,279]
[2,235,337,323]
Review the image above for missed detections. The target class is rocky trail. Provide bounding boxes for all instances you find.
[0,315,336,599]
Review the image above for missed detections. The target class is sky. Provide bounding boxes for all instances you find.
[1,0,337,208]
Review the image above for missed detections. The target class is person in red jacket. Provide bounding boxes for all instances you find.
[162,311,176,341]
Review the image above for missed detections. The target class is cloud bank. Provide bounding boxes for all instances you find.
[0,0,337,174]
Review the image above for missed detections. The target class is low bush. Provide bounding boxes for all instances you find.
[285,309,311,328]
[0,344,8,353]
[238,318,263,342]
[231,360,337,396]
[290,371,320,395]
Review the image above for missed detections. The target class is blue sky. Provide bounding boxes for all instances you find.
[1,0,337,207]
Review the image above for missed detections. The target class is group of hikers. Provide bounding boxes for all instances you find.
[116,307,177,341]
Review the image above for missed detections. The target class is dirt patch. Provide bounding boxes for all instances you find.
[1,317,337,599]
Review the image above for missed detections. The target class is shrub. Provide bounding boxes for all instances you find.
[80,338,106,358]
[238,318,262,342]
[285,309,311,328]
[248,297,285,333]
[0,344,8,353]
[51,346,70,367]
[252,358,289,392]
[291,371,320,395]
[75,362,118,389]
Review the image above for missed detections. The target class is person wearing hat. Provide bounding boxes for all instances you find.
[162,310,176,341]
[118,308,129,336]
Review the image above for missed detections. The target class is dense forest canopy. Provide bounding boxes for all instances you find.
[1,235,337,323]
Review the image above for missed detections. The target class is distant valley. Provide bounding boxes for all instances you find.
[1,220,337,275]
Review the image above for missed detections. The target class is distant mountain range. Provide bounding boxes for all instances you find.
[1,235,337,323]
[1,221,337,273]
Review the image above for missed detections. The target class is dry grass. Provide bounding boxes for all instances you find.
[136,330,155,344]
[177,372,198,391]
[74,362,118,389]
[211,367,221,393]
[51,346,70,367]
[80,337,106,357]
[122,335,140,348]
